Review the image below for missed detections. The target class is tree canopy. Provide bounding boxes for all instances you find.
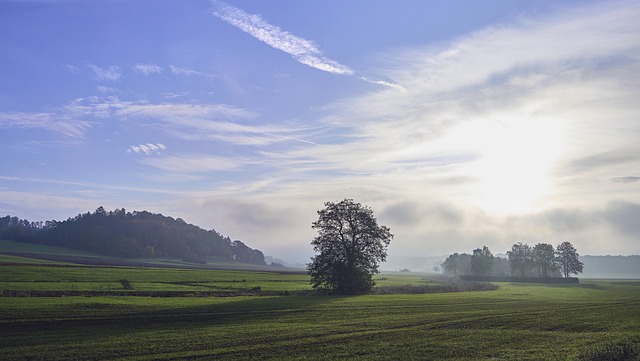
[307,199,392,294]
[532,243,557,278]
[442,253,471,277]
[556,241,584,278]
[507,242,533,278]
[471,246,495,276]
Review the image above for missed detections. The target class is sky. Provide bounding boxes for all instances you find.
[1,0,639,263]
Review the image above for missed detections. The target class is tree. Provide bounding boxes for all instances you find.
[556,241,583,278]
[532,243,557,278]
[507,242,533,278]
[471,246,495,276]
[492,257,511,277]
[441,253,472,277]
[142,245,155,259]
[307,199,392,294]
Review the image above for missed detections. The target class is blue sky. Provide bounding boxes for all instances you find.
[1,0,639,262]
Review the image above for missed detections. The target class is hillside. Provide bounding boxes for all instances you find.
[0,207,265,265]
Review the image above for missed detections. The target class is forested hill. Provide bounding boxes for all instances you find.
[0,207,265,265]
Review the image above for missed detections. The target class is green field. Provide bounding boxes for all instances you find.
[1,246,639,360]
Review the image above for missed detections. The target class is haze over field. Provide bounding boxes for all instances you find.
[1,1,639,263]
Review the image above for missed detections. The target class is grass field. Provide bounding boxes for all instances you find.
[1,258,639,360]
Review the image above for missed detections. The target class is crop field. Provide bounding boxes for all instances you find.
[1,260,640,360]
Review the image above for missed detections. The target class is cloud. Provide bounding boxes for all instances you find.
[140,153,242,174]
[63,64,80,74]
[0,111,92,138]
[132,63,163,76]
[107,100,316,146]
[283,1,640,204]
[162,91,189,99]
[96,86,119,94]
[612,176,639,184]
[8,94,315,149]
[210,1,353,75]
[360,77,406,91]
[381,200,464,227]
[127,143,167,156]
[195,1,640,258]
[87,64,122,82]
[604,201,640,236]
[5,1,640,260]
[170,65,217,79]
[568,151,639,173]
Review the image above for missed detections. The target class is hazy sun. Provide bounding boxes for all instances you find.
[450,116,565,214]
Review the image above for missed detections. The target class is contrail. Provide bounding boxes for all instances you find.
[360,77,407,92]
[211,1,353,75]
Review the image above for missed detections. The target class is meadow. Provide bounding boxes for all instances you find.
[1,247,639,360]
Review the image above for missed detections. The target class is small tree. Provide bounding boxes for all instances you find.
[508,242,533,278]
[556,241,583,278]
[307,199,392,294]
[532,243,556,278]
[471,246,495,276]
[142,245,155,259]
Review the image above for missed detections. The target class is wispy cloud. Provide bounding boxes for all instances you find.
[27,96,314,147]
[162,91,189,99]
[132,63,163,76]
[210,0,353,75]
[0,175,185,196]
[360,77,406,92]
[0,111,92,138]
[87,64,122,82]
[170,65,217,79]
[141,153,242,174]
[96,86,119,94]
[128,143,167,156]
[612,176,639,184]
[63,64,80,74]
[110,101,315,146]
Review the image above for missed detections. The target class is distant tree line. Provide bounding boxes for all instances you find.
[441,241,583,279]
[579,255,640,278]
[0,207,265,265]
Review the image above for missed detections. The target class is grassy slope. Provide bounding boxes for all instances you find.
[0,239,283,271]
[0,239,105,256]
[0,263,639,360]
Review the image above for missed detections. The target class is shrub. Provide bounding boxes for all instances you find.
[118,279,132,290]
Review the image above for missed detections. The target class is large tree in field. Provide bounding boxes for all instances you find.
[507,242,533,278]
[532,243,557,278]
[556,241,583,278]
[308,199,393,294]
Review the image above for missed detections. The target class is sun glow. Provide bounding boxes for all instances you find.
[450,116,565,214]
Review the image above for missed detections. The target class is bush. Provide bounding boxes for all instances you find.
[118,279,132,290]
